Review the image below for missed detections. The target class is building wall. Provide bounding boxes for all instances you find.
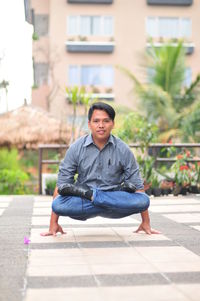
[31,0,200,119]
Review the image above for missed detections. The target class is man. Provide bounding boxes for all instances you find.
[41,102,160,236]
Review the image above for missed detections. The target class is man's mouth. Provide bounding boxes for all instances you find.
[97,130,105,134]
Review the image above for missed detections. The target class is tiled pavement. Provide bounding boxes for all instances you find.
[0,195,200,301]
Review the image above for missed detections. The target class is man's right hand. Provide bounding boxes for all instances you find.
[40,223,66,236]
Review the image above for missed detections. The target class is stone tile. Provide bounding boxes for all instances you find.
[27,275,97,288]
[33,202,52,208]
[0,196,12,202]
[150,197,200,206]
[190,226,200,232]
[153,261,200,273]
[134,246,200,273]
[176,284,200,301]
[34,196,52,202]
[150,205,200,213]
[29,249,83,259]
[90,262,158,274]
[164,213,200,223]
[30,228,75,243]
[135,246,200,263]
[25,288,102,301]
[27,264,92,276]
[25,285,190,301]
[113,227,170,241]
[73,227,120,242]
[30,242,78,249]
[81,247,148,264]
[0,203,10,208]
[0,209,5,215]
[32,207,52,215]
[166,272,200,283]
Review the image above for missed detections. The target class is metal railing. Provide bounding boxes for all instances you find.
[38,143,200,194]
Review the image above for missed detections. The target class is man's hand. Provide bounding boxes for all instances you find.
[40,223,66,236]
[136,209,161,235]
[134,222,161,235]
[40,210,66,237]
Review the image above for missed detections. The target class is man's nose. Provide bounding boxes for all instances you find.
[98,121,104,128]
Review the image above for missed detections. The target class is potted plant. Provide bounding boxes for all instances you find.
[171,154,190,196]
[45,178,57,196]
[160,180,173,196]
[189,161,200,194]
[151,174,162,197]
[138,156,155,196]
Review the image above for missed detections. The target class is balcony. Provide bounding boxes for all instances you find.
[67,0,113,4]
[146,42,195,55]
[66,41,115,53]
[147,0,193,5]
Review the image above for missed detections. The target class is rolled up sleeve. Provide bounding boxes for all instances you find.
[123,147,144,190]
[57,145,78,188]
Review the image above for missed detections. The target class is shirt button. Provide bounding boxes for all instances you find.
[97,175,101,179]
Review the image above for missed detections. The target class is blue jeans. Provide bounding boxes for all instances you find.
[52,189,150,221]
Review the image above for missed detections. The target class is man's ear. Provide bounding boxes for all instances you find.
[88,120,91,130]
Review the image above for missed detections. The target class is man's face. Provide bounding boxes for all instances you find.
[88,109,114,141]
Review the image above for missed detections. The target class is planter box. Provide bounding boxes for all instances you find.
[146,42,194,55]
[66,41,115,53]
[67,0,113,4]
[147,0,193,5]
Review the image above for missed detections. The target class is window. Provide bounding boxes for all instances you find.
[67,16,113,36]
[68,65,114,87]
[34,63,49,86]
[146,17,191,38]
[183,67,192,87]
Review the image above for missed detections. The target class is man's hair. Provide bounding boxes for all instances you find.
[88,102,115,121]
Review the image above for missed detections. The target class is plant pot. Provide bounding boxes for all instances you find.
[173,185,182,196]
[161,188,171,196]
[189,186,199,194]
[45,188,54,196]
[152,188,162,197]
[180,187,188,195]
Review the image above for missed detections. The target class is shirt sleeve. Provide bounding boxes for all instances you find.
[57,144,78,188]
[122,145,144,190]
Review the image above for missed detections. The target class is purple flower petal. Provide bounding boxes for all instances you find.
[24,236,31,244]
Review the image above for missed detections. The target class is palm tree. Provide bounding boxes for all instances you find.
[119,41,200,142]
[0,80,9,112]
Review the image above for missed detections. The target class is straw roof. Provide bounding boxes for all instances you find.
[0,105,71,149]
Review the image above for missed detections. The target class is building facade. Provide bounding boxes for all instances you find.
[30,0,200,120]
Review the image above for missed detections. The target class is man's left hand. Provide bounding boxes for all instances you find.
[134,222,161,235]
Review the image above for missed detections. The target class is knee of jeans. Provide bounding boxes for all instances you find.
[143,193,150,210]
[138,193,150,211]
[52,197,61,215]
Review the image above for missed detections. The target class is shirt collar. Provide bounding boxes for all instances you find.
[83,134,115,147]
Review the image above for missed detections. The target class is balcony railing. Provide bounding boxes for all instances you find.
[66,41,115,53]
[147,0,193,6]
[67,0,113,4]
[146,42,195,55]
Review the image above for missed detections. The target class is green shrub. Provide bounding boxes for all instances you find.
[114,112,158,151]
[0,148,30,194]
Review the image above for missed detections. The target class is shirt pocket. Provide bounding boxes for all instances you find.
[105,164,123,185]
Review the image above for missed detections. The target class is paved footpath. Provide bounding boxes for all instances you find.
[0,194,200,301]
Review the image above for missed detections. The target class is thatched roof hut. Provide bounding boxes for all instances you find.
[0,105,71,149]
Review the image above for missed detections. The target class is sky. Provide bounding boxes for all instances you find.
[0,0,33,113]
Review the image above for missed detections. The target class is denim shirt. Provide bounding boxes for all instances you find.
[57,134,144,190]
